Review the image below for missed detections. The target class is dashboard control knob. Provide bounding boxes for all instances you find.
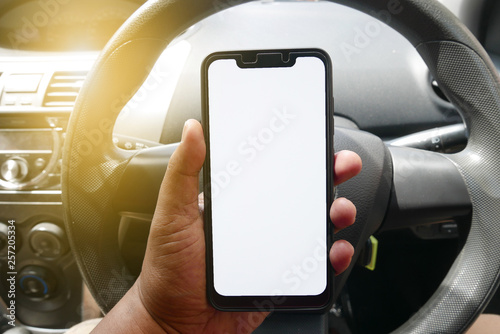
[18,265,56,299]
[29,223,68,258]
[1,157,28,182]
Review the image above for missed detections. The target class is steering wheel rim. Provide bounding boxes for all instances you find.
[62,0,500,332]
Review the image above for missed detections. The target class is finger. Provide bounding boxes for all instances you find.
[330,240,354,276]
[330,197,356,233]
[334,150,362,186]
[155,119,206,221]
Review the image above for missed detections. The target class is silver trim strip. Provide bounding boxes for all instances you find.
[0,150,53,154]
[0,201,62,205]
[0,190,61,194]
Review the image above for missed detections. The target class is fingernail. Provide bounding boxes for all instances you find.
[181,120,190,142]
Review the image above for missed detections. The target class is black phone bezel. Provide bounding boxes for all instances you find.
[201,48,334,312]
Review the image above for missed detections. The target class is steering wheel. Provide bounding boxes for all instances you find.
[62,0,500,332]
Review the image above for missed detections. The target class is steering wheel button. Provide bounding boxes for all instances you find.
[439,222,458,236]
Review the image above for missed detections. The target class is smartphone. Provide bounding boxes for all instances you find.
[202,49,334,311]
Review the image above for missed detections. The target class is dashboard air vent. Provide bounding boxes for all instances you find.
[43,71,87,107]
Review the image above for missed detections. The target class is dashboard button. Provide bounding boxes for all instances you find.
[4,74,43,93]
[34,158,46,169]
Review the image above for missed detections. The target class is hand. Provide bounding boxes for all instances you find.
[93,119,362,334]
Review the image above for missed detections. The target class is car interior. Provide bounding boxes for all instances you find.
[1,0,500,333]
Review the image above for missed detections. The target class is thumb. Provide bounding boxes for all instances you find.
[155,119,206,221]
[139,119,206,305]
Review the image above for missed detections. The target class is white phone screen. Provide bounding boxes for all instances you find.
[207,56,328,297]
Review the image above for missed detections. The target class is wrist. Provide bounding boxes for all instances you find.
[91,282,175,334]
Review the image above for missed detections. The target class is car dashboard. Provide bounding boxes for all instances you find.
[0,0,498,333]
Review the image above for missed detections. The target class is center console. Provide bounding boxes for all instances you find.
[0,59,92,330]
[0,113,85,329]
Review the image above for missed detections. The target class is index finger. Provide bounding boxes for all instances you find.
[334,150,362,186]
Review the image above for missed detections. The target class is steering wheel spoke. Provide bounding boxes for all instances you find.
[113,143,179,216]
[381,146,472,231]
